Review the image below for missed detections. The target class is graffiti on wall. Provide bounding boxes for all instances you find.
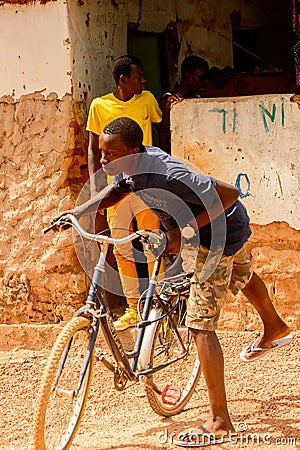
[172,94,299,229]
[209,98,285,133]
[235,173,251,199]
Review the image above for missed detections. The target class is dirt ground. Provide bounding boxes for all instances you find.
[0,329,299,450]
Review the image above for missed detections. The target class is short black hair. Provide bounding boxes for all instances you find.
[103,117,143,149]
[181,55,209,78]
[112,55,143,84]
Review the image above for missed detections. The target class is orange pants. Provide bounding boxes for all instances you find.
[106,193,164,309]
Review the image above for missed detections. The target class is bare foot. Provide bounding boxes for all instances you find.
[199,415,235,438]
[175,417,235,447]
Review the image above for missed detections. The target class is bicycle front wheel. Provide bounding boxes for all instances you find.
[32,316,94,450]
[146,298,201,416]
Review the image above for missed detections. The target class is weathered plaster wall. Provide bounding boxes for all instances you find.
[172,95,300,329]
[68,0,289,106]
[172,94,299,228]
[0,93,88,323]
[67,0,128,105]
[0,1,72,100]
[0,1,89,324]
[1,0,290,105]
[68,0,177,105]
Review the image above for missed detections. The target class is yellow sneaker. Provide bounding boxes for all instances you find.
[113,308,139,331]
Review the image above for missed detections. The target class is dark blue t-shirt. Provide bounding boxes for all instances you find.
[113,146,251,256]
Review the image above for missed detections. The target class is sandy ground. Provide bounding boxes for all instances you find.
[0,329,299,450]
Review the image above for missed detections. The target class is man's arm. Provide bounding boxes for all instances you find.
[158,94,183,154]
[165,180,239,254]
[74,185,126,218]
[52,185,127,224]
[88,131,101,196]
[193,179,239,229]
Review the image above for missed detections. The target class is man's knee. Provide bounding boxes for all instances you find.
[185,301,221,332]
[189,327,216,337]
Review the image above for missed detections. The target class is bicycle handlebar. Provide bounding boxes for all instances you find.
[44,214,166,249]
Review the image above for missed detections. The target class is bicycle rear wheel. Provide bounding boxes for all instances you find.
[145,298,201,416]
[32,316,94,450]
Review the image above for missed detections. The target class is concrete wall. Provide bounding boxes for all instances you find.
[172,94,300,329]
[172,94,299,229]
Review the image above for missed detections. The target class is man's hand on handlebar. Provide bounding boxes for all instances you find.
[43,210,76,234]
[46,204,106,234]
[52,209,75,223]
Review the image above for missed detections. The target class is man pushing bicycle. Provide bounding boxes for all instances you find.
[55,116,291,447]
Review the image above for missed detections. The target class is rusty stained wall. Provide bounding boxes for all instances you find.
[0,0,89,324]
[171,95,300,329]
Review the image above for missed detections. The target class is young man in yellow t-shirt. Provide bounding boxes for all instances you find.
[86,55,162,330]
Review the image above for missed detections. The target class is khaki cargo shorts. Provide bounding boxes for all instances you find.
[186,245,253,331]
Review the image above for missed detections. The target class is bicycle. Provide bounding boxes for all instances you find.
[32,214,201,450]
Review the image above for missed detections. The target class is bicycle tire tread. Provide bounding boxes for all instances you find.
[146,312,201,416]
[32,316,94,450]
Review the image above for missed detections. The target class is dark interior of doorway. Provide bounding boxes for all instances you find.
[127,28,168,146]
[127,28,166,99]
[127,27,166,283]
[231,0,294,76]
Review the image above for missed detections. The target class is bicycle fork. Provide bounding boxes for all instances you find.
[55,244,134,395]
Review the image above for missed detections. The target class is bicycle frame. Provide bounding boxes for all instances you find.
[32,214,202,450]
[52,214,191,395]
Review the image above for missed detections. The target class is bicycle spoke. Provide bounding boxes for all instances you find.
[145,298,201,416]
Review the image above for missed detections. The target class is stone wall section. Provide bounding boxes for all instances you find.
[0,92,88,324]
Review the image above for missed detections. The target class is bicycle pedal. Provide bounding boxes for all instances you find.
[161,385,181,405]
[98,355,115,373]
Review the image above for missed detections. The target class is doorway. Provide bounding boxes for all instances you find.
[127,28,165,99]
[127,28,166,146]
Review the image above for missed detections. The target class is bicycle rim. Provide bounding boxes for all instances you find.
[146,298,201,416]
[32,317,94,450]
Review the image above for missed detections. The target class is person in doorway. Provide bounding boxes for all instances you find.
[56,117,292,446]
[86,55,163,330]
[290,93,300,108]
[158,55,209,154]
